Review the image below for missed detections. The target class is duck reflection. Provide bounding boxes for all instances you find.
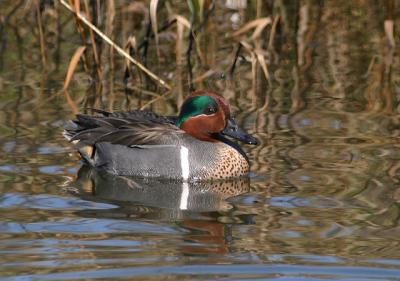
[74,165,250,215]
[72,165,252,255]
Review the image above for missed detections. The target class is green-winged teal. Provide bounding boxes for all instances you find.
[64,91,258,181]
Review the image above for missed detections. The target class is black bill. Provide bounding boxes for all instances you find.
[221,117,258,145]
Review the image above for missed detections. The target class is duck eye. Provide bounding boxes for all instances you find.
[205,106,217,115]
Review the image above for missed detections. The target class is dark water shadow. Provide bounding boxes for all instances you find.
[71,165,251,220]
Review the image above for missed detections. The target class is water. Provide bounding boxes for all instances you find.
[1,1,400,280]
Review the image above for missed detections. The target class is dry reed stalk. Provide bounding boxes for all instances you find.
[238,41,258,96]
[105,0,115,72]
[59,0,171,90]
[186,29,195,91]
[232,17,273,87]
[69,0,90,73]
[232,17,272,39]
[267,15,280,55]
[123,36,141,86]
[64,46,86,90]
[140,90,171,110]
[82,83,103,111]
[175,15,191,106]
[150,0,161,60]
[64,90,79,114]
[255,48,271,85]
[126,85,164,98]
[83,0,102,78]
[184,1,215,91]
[35,0,46,66]
[384,20,395,48]
[4,0,24,22]
[103,0,116,111]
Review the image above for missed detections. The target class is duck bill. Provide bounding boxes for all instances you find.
[221,117,258,145]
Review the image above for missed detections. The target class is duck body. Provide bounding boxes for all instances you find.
[64,91,257,181]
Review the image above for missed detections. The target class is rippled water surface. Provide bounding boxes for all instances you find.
[1,1,400,280]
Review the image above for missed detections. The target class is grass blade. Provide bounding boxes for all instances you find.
[64,46,86,90]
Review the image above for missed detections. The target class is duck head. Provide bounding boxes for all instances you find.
[177,91,258,145]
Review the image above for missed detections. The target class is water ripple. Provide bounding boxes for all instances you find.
[0,218,185,235]
[1,264,399,280]
[0,193,116,210]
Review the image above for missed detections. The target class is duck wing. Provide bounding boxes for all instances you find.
[64,110,183,147]
[91,108,178,124]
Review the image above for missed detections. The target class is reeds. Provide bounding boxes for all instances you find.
[54,0,282,112]
[60,0,171,89]
[0,0,397,119]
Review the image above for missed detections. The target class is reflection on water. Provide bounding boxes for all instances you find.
[1,0,400,280]
[73,165,250,217]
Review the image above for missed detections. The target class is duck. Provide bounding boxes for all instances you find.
[64,91,258,181]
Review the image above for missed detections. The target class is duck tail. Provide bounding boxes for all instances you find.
[62,120,79,141]
[63,121,96,166]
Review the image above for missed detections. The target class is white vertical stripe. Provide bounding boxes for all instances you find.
[180,146,190,181]
[179,146,190,210]
[179,182,189,210]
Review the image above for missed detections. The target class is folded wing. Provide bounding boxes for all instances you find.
[64,110,183,147]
